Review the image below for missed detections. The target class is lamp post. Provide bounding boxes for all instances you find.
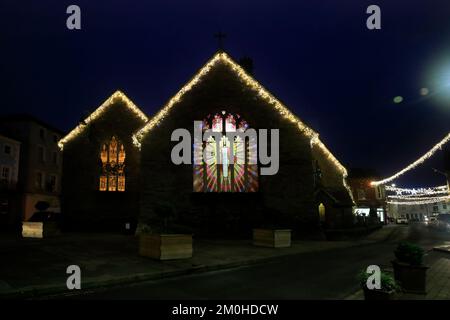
[432,169,450,212]
[433,168,449,189]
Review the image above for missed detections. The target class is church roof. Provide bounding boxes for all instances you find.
[58,90,148,150]
[315,188,354,207]
[132,51,348,177]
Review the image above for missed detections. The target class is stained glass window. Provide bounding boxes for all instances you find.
[99,136,126,192]
[193,112,258,192]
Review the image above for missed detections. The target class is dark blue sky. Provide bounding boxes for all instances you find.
[1,0,450,187]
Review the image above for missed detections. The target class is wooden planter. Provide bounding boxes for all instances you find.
[22,222,60,238]
[392,260,429,294]
[253,229,291,248]
[363,288,396,300]
[139,234,193,260]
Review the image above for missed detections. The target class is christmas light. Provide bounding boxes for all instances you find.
[132,51,349,183]
[385,185,448,196]
[371,132,450,186]
[387,195,450,205]
[58,90,148,150]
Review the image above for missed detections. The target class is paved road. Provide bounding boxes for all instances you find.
[60,223,450,300]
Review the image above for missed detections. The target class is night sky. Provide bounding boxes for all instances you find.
[2,0,450,187]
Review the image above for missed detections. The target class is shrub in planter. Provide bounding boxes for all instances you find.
[392,242,428,294]
[359,270,399,300]
[394,242,424,266]
[22,201,60,238]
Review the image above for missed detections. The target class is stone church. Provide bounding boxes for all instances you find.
[59,51,354,238]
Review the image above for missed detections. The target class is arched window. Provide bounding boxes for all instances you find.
[99,136,126,192]
[318,203,326,222]
[193,111,258,192]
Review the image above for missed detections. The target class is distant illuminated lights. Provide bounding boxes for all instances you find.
[393,96,403,104]
[420,87,429,96]
[387,195,450,206]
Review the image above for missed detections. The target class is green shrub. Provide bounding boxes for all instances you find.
[358,269,399,292]
[394,242,424,266]
[35,201,50,212]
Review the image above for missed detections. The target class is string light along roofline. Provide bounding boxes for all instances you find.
[131,51,348,179]
[371,132,450,187]
[58,90,148,150]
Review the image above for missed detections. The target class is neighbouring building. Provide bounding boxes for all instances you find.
[347,168,386,224]
[0,115,64,226]
[59,51,355,237]
[0,134,21,229]
[387,200,450,221]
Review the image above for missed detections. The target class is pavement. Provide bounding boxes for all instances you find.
[0,226,394,299]
[345,223,450,300]
[345,252,450,300]
[1,223,448,299]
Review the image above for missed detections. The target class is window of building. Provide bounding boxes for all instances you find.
[1,167,11,184]
[377,208,384,222]
[39,128,45,140]
[38,146,45,162]
[35,172,43,189]
[357,189,366,200]
[443,204,447,210]
[376,186,383,199]
[46,175,57,192]
[99,136,126,192]
[193,112,258,192]
[0,199,9,215]
[4,144,11,155]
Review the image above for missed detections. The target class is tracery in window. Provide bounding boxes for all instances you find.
[193,112,258,192]
[99,136,126,191]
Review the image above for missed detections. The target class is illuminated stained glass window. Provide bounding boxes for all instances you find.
[193,112,258,192]
[99,136,126,192]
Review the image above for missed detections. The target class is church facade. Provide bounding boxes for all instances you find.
[59,51,354,238]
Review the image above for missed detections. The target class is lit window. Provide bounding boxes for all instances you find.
[318,203,326,222]
[99,136,126,192]
[193,112,258,192]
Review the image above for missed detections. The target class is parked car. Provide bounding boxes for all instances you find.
[396,216,408,224]
[436,214,450,232]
